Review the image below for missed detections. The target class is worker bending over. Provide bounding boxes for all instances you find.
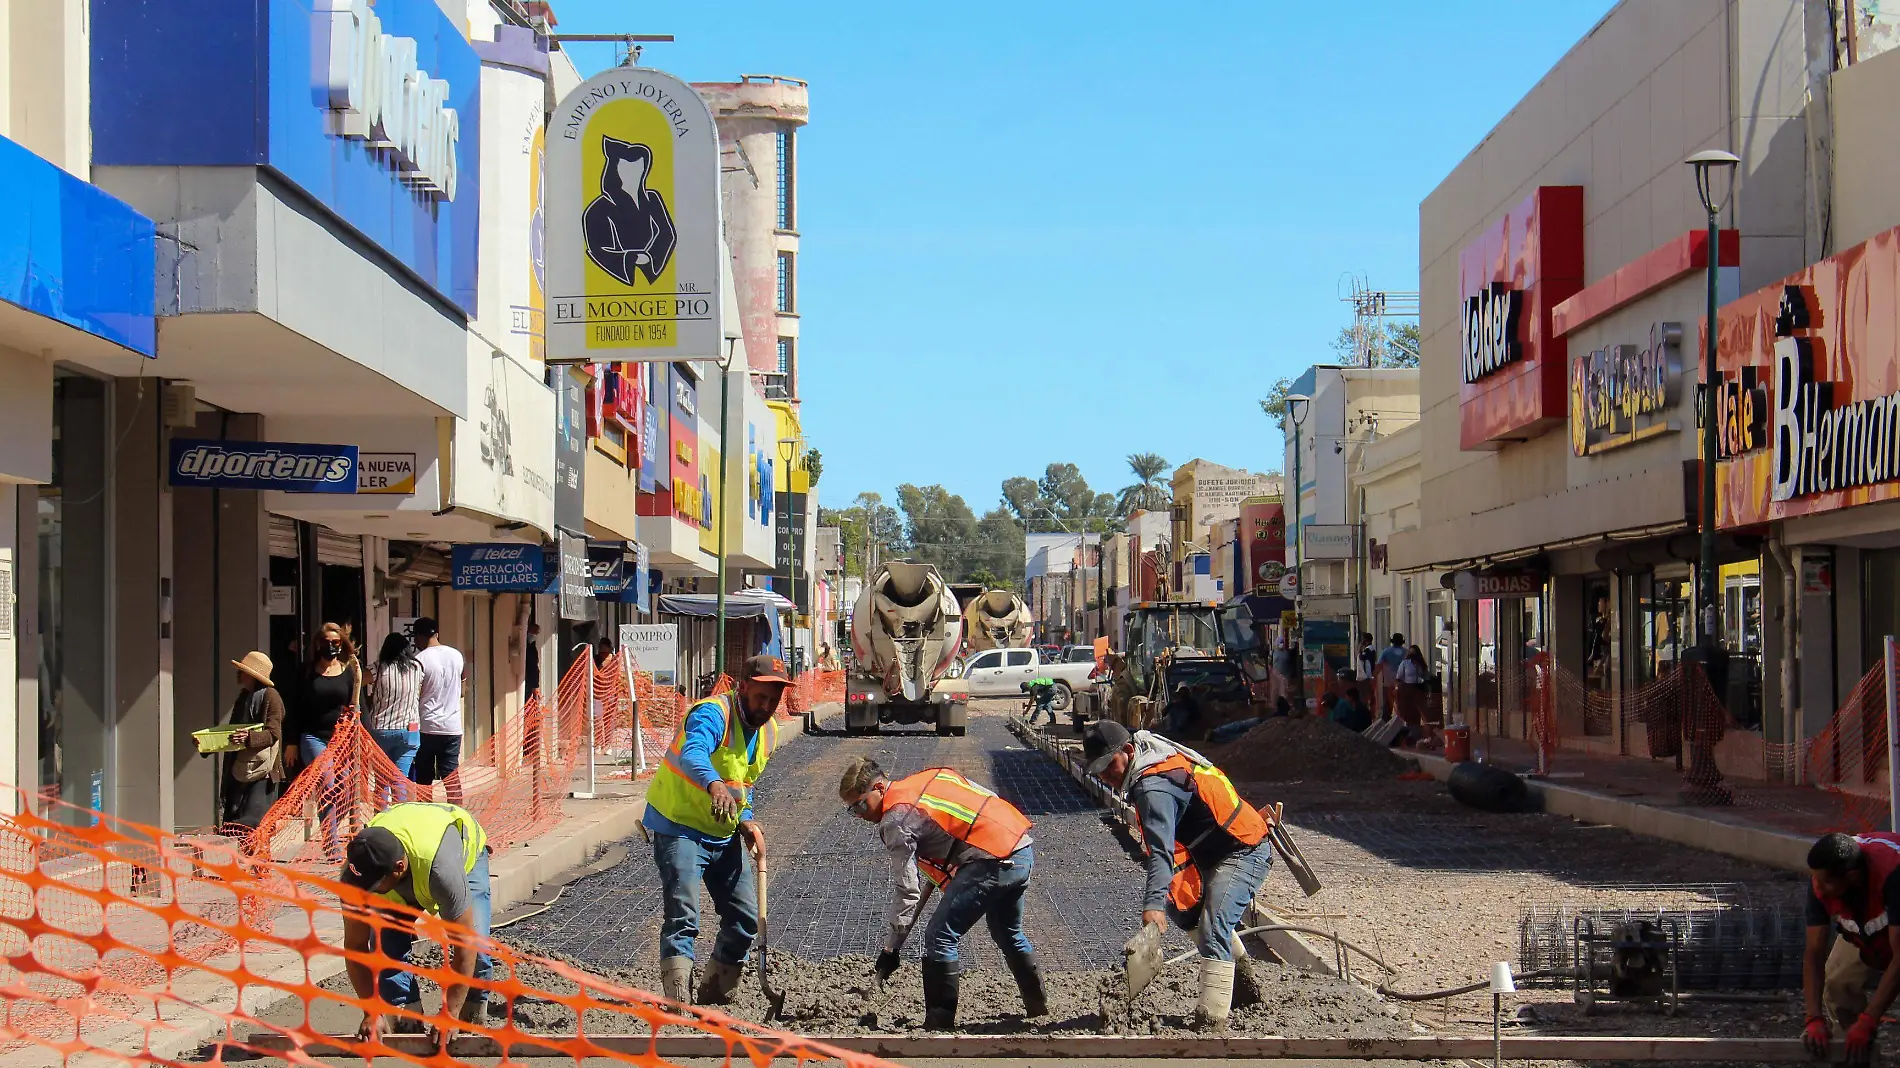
[643,655,790,1004]
[1802,832,1900,1064]
[339,802,494,1050]
[840,756,1046,1029]
[1084,719,1271,1031]
[1021,677,1058,725]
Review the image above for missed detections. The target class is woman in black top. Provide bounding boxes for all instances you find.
[295,622,359,856]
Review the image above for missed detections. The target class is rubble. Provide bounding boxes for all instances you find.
[1207,714,1417,782]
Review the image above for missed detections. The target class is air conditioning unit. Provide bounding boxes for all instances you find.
[161,383,197,428]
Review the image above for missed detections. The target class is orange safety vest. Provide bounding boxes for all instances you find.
[1133,753,1271,912]
[882,768,1033,888]
[1816,833,1900,969]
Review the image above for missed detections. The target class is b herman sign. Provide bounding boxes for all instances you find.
[1715,225,1900,529]
[546,67,722,364]
[1458,186,1584,450]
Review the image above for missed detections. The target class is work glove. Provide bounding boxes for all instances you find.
[1846,1013,1880,1065]
[1803,1015,1830,1057]
[874,950,901,983]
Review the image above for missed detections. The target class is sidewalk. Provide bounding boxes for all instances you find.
[24,781,652,1068]
[1413,738,1817,871]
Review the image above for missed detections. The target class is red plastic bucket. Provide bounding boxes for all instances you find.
[1443,723,1471,763]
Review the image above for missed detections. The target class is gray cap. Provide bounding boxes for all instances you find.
[1083,719,1133,776]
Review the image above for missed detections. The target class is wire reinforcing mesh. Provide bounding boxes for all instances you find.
[1517,883,1805,990]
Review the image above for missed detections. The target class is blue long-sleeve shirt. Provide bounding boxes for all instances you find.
[642,697,760,844]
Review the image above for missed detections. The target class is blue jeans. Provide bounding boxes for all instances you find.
[1166,841,1274,962]
[298,734,343,854]
[378,848,495,1009]
[923,844,1035,963]
[415,733,463,805]
[653,832,758,964]
[369,729,419,804]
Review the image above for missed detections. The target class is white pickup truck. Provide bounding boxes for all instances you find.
[956,647,1098,708]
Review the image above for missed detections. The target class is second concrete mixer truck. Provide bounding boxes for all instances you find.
[962,589,1033,653]
[845,560,969,736]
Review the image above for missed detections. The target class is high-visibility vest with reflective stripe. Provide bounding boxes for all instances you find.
[883,767,1032,888]
[1133,753,1270,912]
[367,802,487,915]
[645,694,776,839]
[1817,833,1900,968]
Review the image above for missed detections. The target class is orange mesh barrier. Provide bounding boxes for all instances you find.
[781,671,844,717]
[0,786,897,1068]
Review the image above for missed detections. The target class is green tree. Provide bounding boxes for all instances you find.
[1329,320,1420,368]
[1001,463,1118,533]
[803,447,823,486]
[1117,452,1171,515]
[897,483,980,578]
[818,491,905,578]
[1259,376,1294,421]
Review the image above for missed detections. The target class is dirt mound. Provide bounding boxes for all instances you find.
[1209,715,1415,782]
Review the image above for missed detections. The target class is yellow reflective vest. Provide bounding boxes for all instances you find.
[645,694,776,839]
[368,802,488,915]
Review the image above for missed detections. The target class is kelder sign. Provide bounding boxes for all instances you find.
[545,67,723,364]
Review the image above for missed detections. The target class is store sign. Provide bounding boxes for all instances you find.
[554,367,587,533]
[1569,322,1683,456]
[1302,524,1357,560]
[1450,567,1545,600]
[1716,365,1769,459]
[618,623,678,686]
[451,543,547,590]
[321,0,460,200]
[356,452,417,494]
[1770,286,1900,502]
[169,439,357,493]
[633,541,651,612]
[587,539,632,598]
[1461,283,1524,383]
[1241,496,1286,595]
[545,67,723,363]
[558,532,591,620]
[1458,186,1585,450]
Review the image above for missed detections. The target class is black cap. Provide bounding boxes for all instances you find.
[1083,720,1133,776]
[412,617,440,641]
[340,827,405,889]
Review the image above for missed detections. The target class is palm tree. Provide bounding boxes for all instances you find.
[1118,453,1171,515]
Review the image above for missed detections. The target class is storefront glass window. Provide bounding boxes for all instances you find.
[1862,552,1900,680]
[1583,576,1615,702]
[1633,569,1691,687]
[1724,561,1764,730]
[37,373,111,823]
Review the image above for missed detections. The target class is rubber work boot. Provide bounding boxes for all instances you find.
[1195,957,1236,1032]
[1005,950,1049,1017]
[1232,938,1265,1009]
[660,956,694,1003]
[696,958,744,1005]
[922,959,961,1030]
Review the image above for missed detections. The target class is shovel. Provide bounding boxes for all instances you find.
[1123,920,1164,1000]
[1266,803,1323,896]
[753,837,786,1020]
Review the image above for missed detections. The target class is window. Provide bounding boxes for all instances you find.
[776,252,794,313]
[1005,650,1033,667]
[970,651,1002,671]
[1372,597,1391,652]
[776,337,793,376]
[775,128,795,230]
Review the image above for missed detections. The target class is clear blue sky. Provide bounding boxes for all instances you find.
[555,0,1616,515]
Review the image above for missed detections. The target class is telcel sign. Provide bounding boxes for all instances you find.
[321,0,460,200]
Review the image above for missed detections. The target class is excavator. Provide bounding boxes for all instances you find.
[1102,600,1245,733]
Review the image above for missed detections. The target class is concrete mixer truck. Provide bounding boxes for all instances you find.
[962,589,1033,653]
[846,560,970,736]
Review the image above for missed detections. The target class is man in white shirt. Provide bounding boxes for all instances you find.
[412,617,469,804]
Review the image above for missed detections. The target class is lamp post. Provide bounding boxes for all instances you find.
[1685,148,1740,806]
[713,340,738,682]
[1286,393,1312,706]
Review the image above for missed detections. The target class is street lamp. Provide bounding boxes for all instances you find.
[1685,147,1739,806]
[1286,393,1312,706]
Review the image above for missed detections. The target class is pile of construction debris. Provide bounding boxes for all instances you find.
[1208,715,1416,782]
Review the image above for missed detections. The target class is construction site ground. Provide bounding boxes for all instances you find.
[229,699,1816,1064]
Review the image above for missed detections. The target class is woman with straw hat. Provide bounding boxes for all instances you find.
[222,651,287,830]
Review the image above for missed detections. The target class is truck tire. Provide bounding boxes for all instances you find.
[1050,682,1073,712]
[1446,761,1532,813]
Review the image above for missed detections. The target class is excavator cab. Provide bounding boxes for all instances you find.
[1106,601,1227,728]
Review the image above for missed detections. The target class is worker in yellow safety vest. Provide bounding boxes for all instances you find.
[1083,719,1274,1031]
[642,654,790,1004]
[338,802,494,1051]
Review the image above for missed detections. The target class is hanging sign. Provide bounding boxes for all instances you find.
[546,67,722,364]
[1569,322,1683,456]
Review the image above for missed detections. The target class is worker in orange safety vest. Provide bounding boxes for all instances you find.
[840,757,1044,1030]
[1803,832,1900,1065]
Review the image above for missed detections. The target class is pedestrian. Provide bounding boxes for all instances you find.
[365,632,425,793]
[293,623,361,854]
[1333,686,1373,733]
[339,802,496,1049]
[524,620,542,695]
[1396,645,1428,732]
[1083,720,1272,1031]
[412,618,468,806]
[1020,676,1058,726]
[1357,633,1376,685]
[840,757,1045,1029]
[1377,633,1408,716]
[1801,833,1900,1065]
[643,654,790,1004]
[219,651,286,830]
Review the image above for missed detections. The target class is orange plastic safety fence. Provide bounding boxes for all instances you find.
[780,671,844,717]
[248,655,606,868]
[0,786,897,1068]
[1789,661,1891,830]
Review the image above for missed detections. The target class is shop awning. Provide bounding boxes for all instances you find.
[658,590,796,619]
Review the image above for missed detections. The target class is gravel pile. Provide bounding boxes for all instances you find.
[1208,716,1415,782]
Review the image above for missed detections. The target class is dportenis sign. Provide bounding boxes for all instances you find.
[169,439,358,493]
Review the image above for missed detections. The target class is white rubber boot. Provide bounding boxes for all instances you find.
[1196,958,1236,1032]
[660,956,693,1003]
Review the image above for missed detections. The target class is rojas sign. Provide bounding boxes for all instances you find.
[322,0,461,200]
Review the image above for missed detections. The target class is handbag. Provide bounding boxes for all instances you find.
[232,689,281,783]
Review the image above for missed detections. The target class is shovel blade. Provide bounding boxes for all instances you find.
[1123,922,1164,1000]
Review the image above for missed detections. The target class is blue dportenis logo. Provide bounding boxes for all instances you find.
[175,444,353,484]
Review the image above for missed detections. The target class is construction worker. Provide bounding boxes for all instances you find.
[338,802,494,1050]
[839,756,1045,1029]
[1020,676,1058,725]
[1083,719,1271,1031]
[643,654,791,1005]
[1802,832,1900,1064]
